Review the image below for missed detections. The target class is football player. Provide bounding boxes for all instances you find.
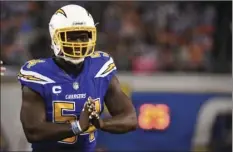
[18,4,137,152]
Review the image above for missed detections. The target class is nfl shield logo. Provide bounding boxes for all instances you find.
[73,82,79,90]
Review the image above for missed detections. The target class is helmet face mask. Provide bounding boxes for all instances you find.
[53,26,96,59]
[49,5,97,64]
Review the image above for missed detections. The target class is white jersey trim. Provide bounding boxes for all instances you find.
[95,57,117,78]
[18,68,55,85]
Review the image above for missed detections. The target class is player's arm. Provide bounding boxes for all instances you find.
[20,86,90,143]
[100,75,137,133]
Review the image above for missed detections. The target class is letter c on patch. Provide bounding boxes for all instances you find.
[52,86,62,94]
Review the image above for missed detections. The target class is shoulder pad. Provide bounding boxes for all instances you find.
[89,51,117,78]
[24,59,46,69]
[95,56,116,78]
[18,59,55,85]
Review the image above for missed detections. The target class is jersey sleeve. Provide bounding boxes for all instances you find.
[93,52,117,95]
[95,56,117,79]
[17,60,55,97]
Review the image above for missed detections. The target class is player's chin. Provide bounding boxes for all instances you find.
[65,57,85,65]
[60,51,84,60]
[66,56,83,60]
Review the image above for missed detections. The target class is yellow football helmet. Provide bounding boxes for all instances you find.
[49,4,97,64]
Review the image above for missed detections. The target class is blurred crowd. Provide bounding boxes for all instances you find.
[0,1,231,73]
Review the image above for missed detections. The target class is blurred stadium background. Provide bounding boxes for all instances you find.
[0,1,232,152]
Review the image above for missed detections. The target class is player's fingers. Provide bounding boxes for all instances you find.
[94,114,100,119]
[87,105,96,115]
[87,97,94,103]
[87,97,96,104]
[87,102,94,107]
[89,111,97,119]
[87,103,95,110]
[89,115,92,119]
[85,97,97,114]
[86,101,95,108]
[86,101,93,108]
[88,107,95,114]
[90,111,99,119]
[85,98,94,108]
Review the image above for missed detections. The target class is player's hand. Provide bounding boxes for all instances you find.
[90,115,104,129]
[78,97,96,132]
[1,61,6,76]
[79,97,95,132]
[86,98,104,129]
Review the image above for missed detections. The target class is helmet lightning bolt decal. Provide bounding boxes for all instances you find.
[55,9,67,18]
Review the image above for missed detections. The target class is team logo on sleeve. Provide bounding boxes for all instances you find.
[101,63,116,75]
[27,59,45,69]
[95,57,117,78]
[18,72,45,82]
[18,68,55,85]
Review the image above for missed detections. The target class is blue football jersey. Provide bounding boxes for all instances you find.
[18,51,117,151]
